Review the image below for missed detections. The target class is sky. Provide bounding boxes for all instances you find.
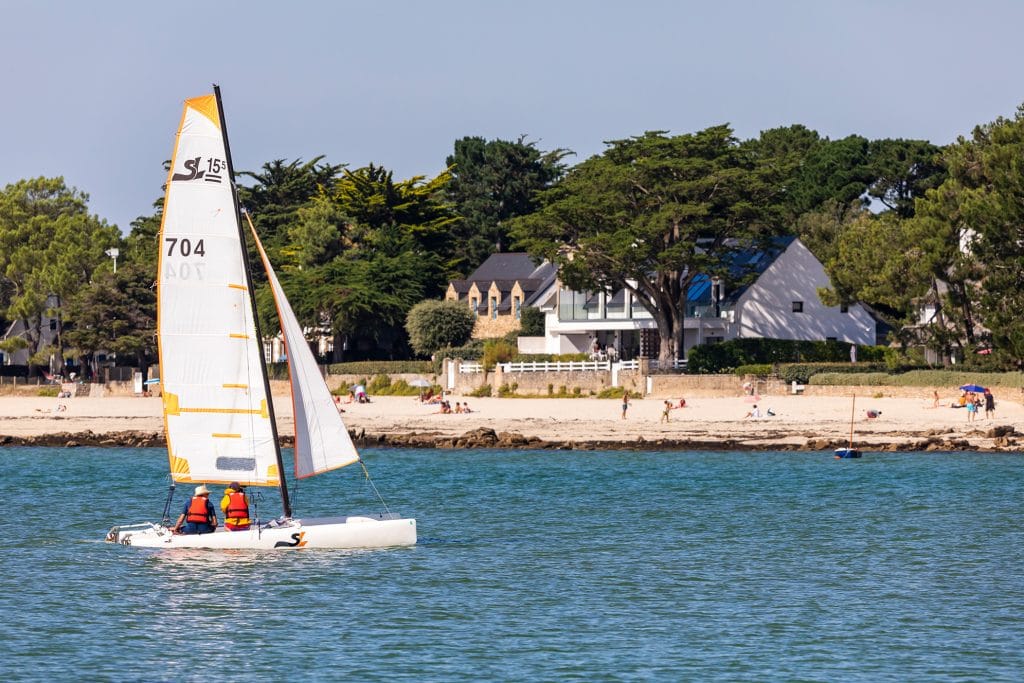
[2,0,1022,233]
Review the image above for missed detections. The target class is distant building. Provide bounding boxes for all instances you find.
[457,239,875,358]
[445,253,557,339]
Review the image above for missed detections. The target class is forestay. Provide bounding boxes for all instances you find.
[249,223,360,478]
[157,95,280,487]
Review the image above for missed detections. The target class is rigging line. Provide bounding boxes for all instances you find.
[359,460,392,515]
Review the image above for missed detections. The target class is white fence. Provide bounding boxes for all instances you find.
[456,359,686,374]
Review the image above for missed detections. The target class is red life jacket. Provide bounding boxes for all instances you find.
[226,491,249,519]
[186,496,211,524]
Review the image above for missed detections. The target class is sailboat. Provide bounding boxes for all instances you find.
[834,394,863,459]
[106,88,416,549]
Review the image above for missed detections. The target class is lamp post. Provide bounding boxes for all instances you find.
[710,276,721,318]
[105,248,119,273]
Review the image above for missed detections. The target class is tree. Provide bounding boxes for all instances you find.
[921,106,1024,366]
[64,263,157,379]
[237,157,345,266]
[0,177,121,373]
[405,299,476,357]
[865,138,946,218]
[280,165,461,359]
[446,136,570,271]
[510,126,782,363]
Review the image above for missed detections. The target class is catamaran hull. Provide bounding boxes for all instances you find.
[106,515,416,549]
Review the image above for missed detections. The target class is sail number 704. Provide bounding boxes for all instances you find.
[165,237,206,257]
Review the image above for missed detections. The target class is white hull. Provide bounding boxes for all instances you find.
[107,514,416,550]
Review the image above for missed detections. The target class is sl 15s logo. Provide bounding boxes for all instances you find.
[172,156,226,184]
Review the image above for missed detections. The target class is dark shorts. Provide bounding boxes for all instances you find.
[182,522,215,535]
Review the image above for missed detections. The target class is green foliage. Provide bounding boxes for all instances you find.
[808,370,1024,389]
[467,384,492,397]
[64,263,156,375]
[784,364,885,383]
[275,164,460,360]
[595,387,640,399]
[325,360,433,376]
[688,338,886,374]
[511,126,783,363]
[351,374,422,396]
[405,299,476,357]
[734,364,773,377]
[919,106,1024,367]
[497,382,519,397]
[0,177,121,368]
[445,136,569,271]
[481,339,517,370]
[518,305,545,336]
[37,386,59,397]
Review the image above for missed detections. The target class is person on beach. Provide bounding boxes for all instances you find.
[984,389,995,419]
[454,402,463,413]
[661,400,671,423]
[966,397,977,422]
[462,402,472,413]
[171,485,217,535]
[932,390,940,408]
[621,392,630,419]
[744,404,762,419]
[220,482,251,531]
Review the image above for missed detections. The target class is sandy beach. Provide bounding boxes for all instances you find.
[1,391,1020,451]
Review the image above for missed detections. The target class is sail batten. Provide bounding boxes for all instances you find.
[156,94,280,488]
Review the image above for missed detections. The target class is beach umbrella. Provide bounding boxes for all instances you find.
[959,384,986,393]
[408,378,431,388]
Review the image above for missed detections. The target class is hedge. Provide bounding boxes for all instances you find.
[810,369,1024,389]
[688,338,888,374]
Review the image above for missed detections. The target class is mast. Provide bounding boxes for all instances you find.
[213,85,293,518]
[848,394,856,451]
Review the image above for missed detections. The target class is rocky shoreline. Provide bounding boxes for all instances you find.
[1,424,1019,453]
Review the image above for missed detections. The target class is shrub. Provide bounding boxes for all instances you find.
[468,384,492,397]
[519,306,545,336]
[481,339,517,371]
[37,386,59,397]
[325,360,433,376]
[687,338,891,374]
[734,364,773,377]
[405,299,476,357]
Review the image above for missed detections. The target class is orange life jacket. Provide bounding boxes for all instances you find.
[225,491,249,520]
[186,496,211,524]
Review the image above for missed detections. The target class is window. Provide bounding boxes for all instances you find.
[490,297,498,319]
[840,303,849,313]
[514,296,522,319]
[470,297,478,318]
[792,301,804,313]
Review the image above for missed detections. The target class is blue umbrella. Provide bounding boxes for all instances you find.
[959,384,986,393]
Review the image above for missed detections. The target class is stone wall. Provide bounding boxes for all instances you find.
[471,314,521,339]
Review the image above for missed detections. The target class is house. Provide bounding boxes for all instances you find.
[524,237,876,357]
[1,294,62,369]
[445,253,557,339]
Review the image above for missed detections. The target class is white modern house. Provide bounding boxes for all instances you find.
[520,237,875,358]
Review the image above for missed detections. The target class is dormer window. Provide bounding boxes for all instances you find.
[490,296,498,319]
[470,297,478,318]
[792,301,804,313]
[514,296,522,319]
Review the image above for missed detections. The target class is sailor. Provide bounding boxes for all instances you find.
[171,485,218,534]
[221,481,251,531]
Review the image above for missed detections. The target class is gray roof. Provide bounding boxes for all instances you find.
[469,253,555,282]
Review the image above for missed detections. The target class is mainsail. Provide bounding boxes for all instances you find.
[247,218,361,478]
[157,94,280,486]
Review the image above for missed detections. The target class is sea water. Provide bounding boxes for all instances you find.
[0,447,1021,682]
